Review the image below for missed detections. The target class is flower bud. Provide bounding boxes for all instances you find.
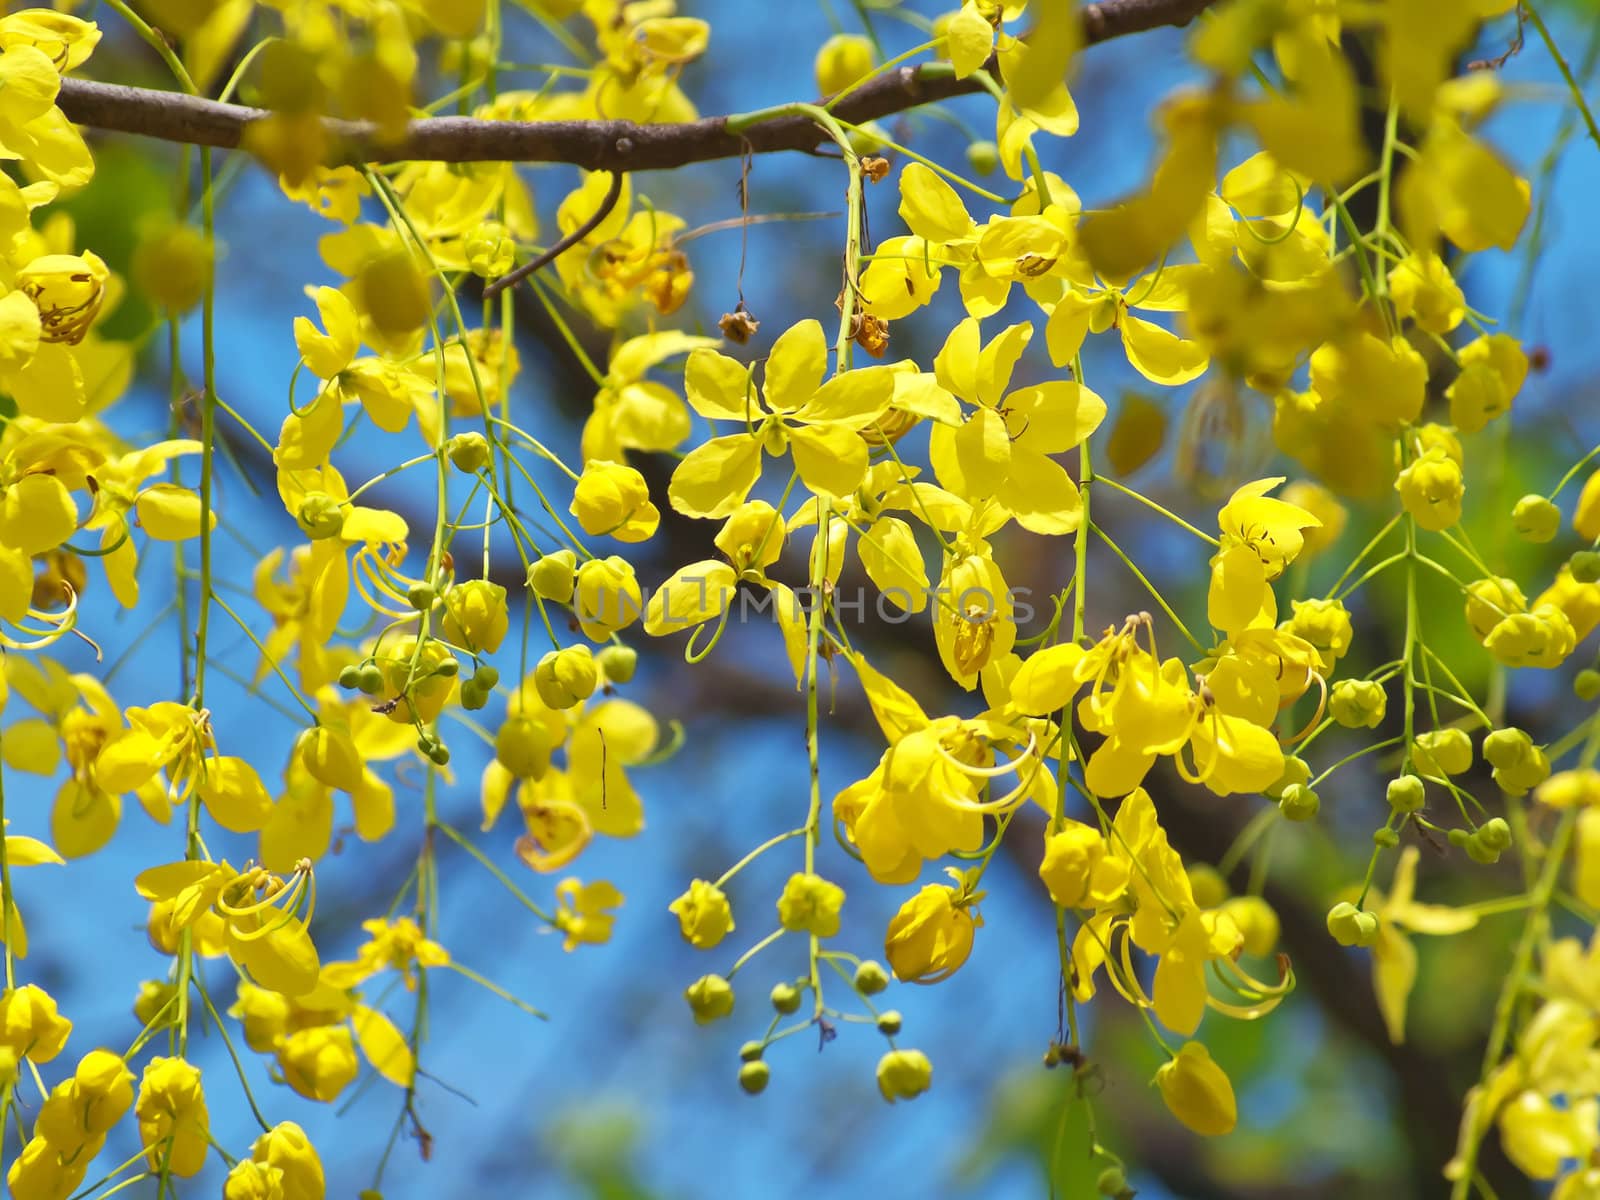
[777,872,846,938]
[1039,821,1126,909]
[1478,816,1513,851]
[1387,774,1426,814]
[1326,901,1377,947]
[534,645,599,709]
[1219,895,1279,956]
[1373,827,1400,848]
[1571,551,1600,584]
[1155,1042,1237,1136]
[1282,598,1353,672]
[884,884,977,983]
[495,714,556,780]
[570,460,659,543]
[669,879,734,950]
[1265,755,1311,799]
[441,579,509,653]
[685,975,735,1025]
[1413,728,1473,778]
[133,224,213,315]
[875,1010,903,1036]
[1578,670,1600,702]
[249,1121,324,1199]
[1277,782,1320,821]
[597,643,637,684]
[446,431,491,473]
[0,985,72,1064]
[1187,865,1229,911]
[770,982,801,1014]
[1329,679,1387,729]
[574,556,643,641]
[295,492,344,540]
[738,1060,770,1095]
[876,1048,932,1102]
[853,960,890,995]
[407,582,435,610]
[1096,1166,1130,1197]
[1512,494,1560,543]
[966,140,1001,176]
[1396,447,1464,532]
[527,549,577,602]
[1483,727,1533,770]
[1465,576,1528,639]
[815,32,873,95]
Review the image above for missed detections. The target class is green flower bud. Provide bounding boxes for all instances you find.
[1478,816,1513,851]
[433,656,460,678]
[875,1010,902,1036]
[534,645,599,709]
[1186,864,1229,910]
[527,549,577,603]
[1465,833,1502,864]
[1448,828,1470,848]
[847,121,889,157]
[495,714,556,779]
[738,1060,770,1095]
[1572,551,1600,584]
[474,665,500,690]
[770,982,802,1015]
[597,643,638,684]
[1578,669,1600,702]
[1512,494,1560,543]
[1096,1167,1130,1198]
[295,491,344,540]
[338,664,362,690]
[356,664,385,695]
[407,582,436,611]
[1329,679,1387,729]
[1265,755,1311,800]
[853,960,890,996]
[464,222,515,278]
[1386,774,1426,814]
[446,431,491,474]
[738,1041,765,1063]
[685,974,735,1025]
[876,1048,932,1102]
[459,679,487,710]
[1413,728,1473,778]
[1373,827,1400,848]
[1326,901,1378,947]
[1278,782,1321,821]
[966,140,1001,176]
[427,742,450,766]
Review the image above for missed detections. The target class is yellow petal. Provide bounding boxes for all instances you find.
[136,484,213,541]
[351,1004,415,1087]
[197,755,276,832]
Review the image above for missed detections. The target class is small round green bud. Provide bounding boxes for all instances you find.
[433,656,460,678]
[427,742,450,767]
[1329,678,1387,729]
[966,140,1000,176]
[597,644,638,684]
[459,680,486,710]
[1186,864,1230,910]
[1278,782,1321,821]
[474,665,500,690]
[357,664,385,695]
[738,1060,770,1095]
[847,121,889,157]
[875,1010,903,1036]
[1448,827,1471,848]
[1578,669,1600,702]
[1512,494,1561,543]
[1373,827,1400,848]
[407,582,436,611]
[738,1040,765,1063]
[854,960,890,995]
[770,982,802,1014]
[1572,551,1600,584]
[1386,774,1426,814]
[496,714,555,780]
[295,491,345,540]
[1096,1167,1129,1198]
[338,664,362,690]
[1478,816,1513,851]
[1265,755,1311,800]
[446,432,491,474]
[1465,833,1502,864]
[1326,901,1378,947]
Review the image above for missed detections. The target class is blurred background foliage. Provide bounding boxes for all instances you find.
[11,0,1600,1196]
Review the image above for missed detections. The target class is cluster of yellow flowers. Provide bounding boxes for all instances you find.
[0,0,1598,1196]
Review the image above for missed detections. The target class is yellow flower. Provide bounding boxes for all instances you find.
[684,973,734,1024]
[135,1056,209,1177]
[553,878,623,951]
[1369,846,1478,1043]
[248,1122,324,1200]
[440,579,508,654]
[1038,820,1129,909]
[534,645,599,710]
[884,883,979,983]
[776,872,845,938]
[667,320,895,518]
[669,879,734,950]
[1155,1041,1237,1136]
[571,459,660,542]
[323,917,449,991]
[0,983,71,1064]
[1388,251,1464,333]
[582,331,718,462]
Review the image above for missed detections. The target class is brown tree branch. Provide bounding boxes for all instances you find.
[58,0,1214,170]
